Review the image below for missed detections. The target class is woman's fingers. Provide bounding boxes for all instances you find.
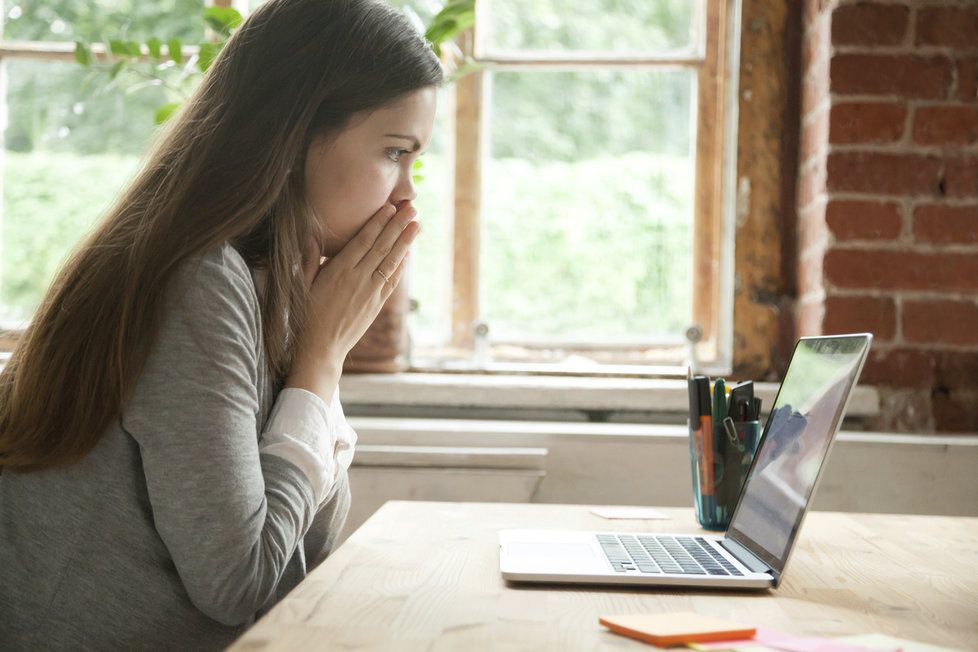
[359,203,417,266]
[302,236,323,289]
[387,251,410,290]
[374,220,420,286]
[337,203,398,266]
[298,203,418,371]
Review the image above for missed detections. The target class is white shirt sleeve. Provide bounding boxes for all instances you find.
[259,386,358,505]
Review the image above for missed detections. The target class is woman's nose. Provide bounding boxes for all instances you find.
[390,170,418,205]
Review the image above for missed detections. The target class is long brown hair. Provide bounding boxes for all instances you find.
[0,0,443,472]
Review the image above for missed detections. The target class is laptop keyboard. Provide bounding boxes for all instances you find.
[596,534,744,576]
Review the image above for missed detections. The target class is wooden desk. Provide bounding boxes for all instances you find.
[231,502,978,650]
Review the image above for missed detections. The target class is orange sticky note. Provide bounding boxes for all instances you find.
[599,611,756,647]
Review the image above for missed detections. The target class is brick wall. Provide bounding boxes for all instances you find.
[797,0,978,432]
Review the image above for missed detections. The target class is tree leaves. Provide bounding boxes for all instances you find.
[425,0,475,56]
[197,42,221,72]
[146,37,162,61]
[108,39,129,57]
[203,6,243,38]
[167,38,183,65]
[412,157,426,184]
[74,41,92,66]
[74,2,469,127]
[154,103,181,125]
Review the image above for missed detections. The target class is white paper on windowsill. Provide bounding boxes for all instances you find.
[590,506,671,520]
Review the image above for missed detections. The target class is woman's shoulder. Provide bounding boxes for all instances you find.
[171,241,254,291]
[168,242,260,320]
[180,241,253,286]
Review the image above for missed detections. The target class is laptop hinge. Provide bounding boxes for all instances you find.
[721,538,772,574]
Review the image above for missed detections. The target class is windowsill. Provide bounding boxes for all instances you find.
[338,372,880,419]
[0,353,880,420]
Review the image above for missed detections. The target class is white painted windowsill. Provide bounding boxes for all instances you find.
[338,372,880,418]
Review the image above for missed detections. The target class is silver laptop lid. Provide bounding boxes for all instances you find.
[726,334,872,587]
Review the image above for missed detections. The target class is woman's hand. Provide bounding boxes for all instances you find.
[286,200,420,401]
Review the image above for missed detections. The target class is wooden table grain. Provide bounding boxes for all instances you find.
[230,502,978,651]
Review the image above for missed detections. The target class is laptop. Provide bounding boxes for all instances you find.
[499,333,873,589]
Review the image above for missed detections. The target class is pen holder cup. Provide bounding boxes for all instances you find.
[688,419,761,531]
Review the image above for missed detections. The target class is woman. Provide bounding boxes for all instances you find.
[0,0,441,648]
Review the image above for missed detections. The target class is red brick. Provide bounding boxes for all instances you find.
[958,58,978,103]
[916,6,978,49]
[830,102,906,145]
[826,152,942,196]
[914,204,978,244]
[823,294,897,340]
[913,106,978,146]
[823,249,978,291]
[904,299,978,346]
[932,389,978,432]
[860,347,935,388]
[869,388,934,432]
[936,350,978,388]
[830,54,953,99]
[945,157,978,198]
[832,3,909,46]
[826,200,902,240]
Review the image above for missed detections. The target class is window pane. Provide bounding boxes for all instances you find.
[406,87,453,349]
[486,0,696,54]
[384,0,443,32]
[483,69,694,343]
[1,59,161,322]
[3,0,204,43]
[380,1,458,351]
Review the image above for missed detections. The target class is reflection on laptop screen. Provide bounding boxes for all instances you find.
[727,335,870,573]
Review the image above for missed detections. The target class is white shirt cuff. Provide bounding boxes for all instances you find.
[259,387,357,505]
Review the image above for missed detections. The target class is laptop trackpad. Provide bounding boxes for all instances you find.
[506,542,602,572]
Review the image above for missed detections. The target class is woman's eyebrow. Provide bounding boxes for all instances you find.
[385,133,421,151]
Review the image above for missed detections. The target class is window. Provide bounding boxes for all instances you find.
[0,0,205,325]
[407,0,736,374]
[0,0,737,375]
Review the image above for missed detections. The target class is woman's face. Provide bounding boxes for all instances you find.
[304,87,437,257]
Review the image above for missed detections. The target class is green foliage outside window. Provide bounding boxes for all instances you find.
[2,0,693,344]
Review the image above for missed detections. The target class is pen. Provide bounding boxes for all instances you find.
[695,376,714,504]
[712,378,727,427]
[687,375,706,497]
[712,379,728,524]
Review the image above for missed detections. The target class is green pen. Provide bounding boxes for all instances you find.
[712,378,727,425]
[712,378,727,524]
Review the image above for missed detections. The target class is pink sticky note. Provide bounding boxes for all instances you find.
[756,628,898,652]
[692,628,898,652]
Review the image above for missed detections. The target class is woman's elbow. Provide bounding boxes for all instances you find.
[185,573,275,627]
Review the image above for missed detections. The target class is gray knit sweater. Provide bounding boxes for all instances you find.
[0,243,351,650]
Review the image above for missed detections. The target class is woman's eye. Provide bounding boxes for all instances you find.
[386,148,409,163]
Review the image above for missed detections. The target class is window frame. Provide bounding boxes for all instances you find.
[421,0,737,375]
[0,0,739,376]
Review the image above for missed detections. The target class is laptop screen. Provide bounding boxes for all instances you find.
[726,334,872,578]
